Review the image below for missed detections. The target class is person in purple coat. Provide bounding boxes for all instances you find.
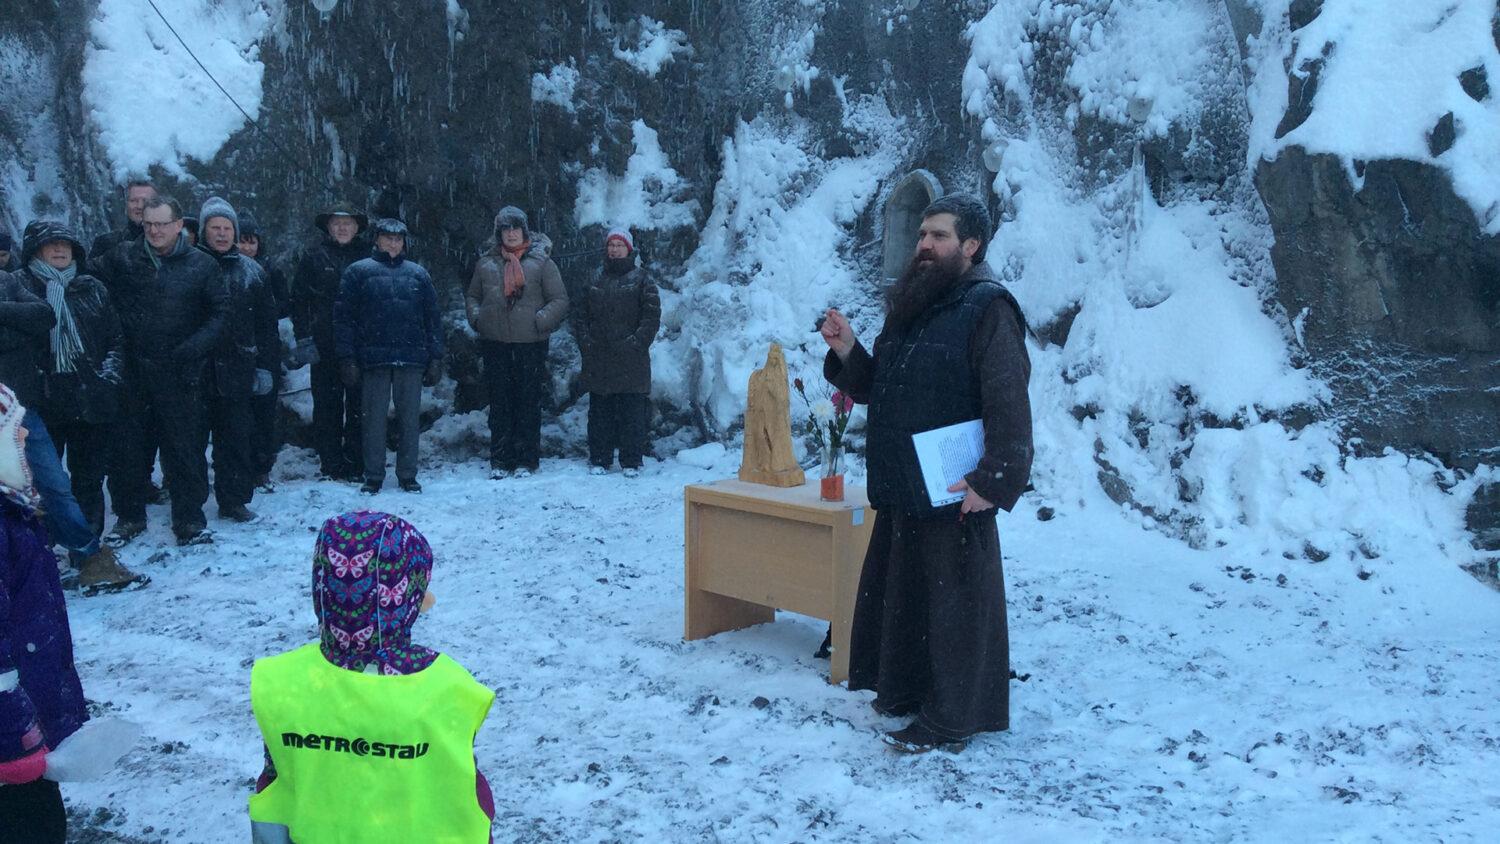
[0,382,89,843]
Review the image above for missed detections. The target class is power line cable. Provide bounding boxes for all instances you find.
[143,0,318,186]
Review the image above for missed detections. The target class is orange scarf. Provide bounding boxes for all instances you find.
[502,241,529,300]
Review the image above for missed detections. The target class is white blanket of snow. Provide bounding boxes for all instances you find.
[61,449,1500,841]
[1247,0,1500,232]
[82,0,274,181]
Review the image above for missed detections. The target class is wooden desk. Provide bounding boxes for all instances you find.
[684,478,874,684]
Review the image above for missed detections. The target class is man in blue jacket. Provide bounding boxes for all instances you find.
[334,219,442,495]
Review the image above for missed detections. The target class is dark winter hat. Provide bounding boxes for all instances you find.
[314,202,369,235]
[237,209,262,241]
[605,227,634,253]
[182,216,199,238]
[494,206,529,234]
[922,193,993,264]
[0,231,12,252]
[20,220,86,268]
[198,196,240,244]
[371,218,409,241]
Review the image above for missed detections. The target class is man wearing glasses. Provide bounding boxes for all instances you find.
[94,197,229,546]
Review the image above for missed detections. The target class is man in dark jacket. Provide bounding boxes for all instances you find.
[464,206,569,479]
[334,218,442,494]
[236,211,289,491]
[199,198,278,522]
[291,203,368,481]
[94,196,230,546]
[577,228,659,477]
[87,177,156,272]
[14,221,144,591]
[821,194,1033,753]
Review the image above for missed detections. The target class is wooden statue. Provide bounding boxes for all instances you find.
[739,343,806,487]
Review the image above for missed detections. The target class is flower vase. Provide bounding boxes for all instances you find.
[819,447,845,501]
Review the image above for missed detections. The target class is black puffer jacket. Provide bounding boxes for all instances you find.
[292,236,369,357]
[577,261,660,395]
[0,271,54,406]
[200,198,279,397]
[334,247,443,368]
[203,249,278,396]
[16,222,124,424]
[93,233,229,372]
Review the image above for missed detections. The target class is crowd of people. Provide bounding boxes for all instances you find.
[0,180,664,589]
[1,188,1031,841]
[1,179,665,841]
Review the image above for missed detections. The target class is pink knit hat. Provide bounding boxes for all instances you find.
[605,227,634,253]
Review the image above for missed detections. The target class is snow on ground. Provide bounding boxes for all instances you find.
[60,445,1500,841]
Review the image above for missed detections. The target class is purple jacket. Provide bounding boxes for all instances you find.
[1,497,88,762]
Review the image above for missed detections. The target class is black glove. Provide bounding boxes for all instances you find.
[423,360,442,387]
[340,361,361,387]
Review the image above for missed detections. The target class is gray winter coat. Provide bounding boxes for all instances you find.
[465,235,569,344]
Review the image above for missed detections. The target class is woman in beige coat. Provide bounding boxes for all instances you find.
[465,206,569,478]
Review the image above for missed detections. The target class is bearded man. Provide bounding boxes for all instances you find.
[820,193,1033,753]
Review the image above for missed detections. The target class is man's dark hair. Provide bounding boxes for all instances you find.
[123,176,156,194]
[144,196,183,220]
[922,193,992,264]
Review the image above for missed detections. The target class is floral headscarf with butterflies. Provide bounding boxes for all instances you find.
[312,510,437,675]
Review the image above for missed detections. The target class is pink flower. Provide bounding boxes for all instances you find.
[832,391,854,414]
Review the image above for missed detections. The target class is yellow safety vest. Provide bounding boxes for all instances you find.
[248,643,494,844]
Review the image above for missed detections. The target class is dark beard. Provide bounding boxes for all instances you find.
[884,249,966,334]
[603,256,635,276]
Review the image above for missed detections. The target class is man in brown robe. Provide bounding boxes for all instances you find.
[821,193,1032,752]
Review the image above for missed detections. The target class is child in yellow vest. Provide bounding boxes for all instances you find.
[249,511,495,843]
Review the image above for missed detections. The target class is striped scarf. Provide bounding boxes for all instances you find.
[28,259,85,374]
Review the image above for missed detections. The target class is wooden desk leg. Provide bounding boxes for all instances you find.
[684,589,775,641]
[684,498,775,640]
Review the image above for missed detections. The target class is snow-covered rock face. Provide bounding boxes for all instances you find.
[1238,0,1500,548]
[0,0,1492,564]
[962,0,1490,569]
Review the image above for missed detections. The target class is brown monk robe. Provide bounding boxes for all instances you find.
[822,194,1032,752]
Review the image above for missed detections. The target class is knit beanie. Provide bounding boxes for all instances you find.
[0,384,37,510]
[605,227,634,254]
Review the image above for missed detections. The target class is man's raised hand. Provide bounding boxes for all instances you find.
[820,308,855,360]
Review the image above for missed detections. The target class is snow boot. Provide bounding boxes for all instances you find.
[359,480,382,495]
[589,465,608,476]
[399,478,422,494]
[881,722,967,755]
[104,518,147,548]
[174,526,213,547]
[622,467,641,478]
[77,546,150,595]
[220,504,257,523]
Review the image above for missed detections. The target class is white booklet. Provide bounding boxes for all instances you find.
[912,419,985,508]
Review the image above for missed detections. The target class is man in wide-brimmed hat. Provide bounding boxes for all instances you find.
[290,202,369,481]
